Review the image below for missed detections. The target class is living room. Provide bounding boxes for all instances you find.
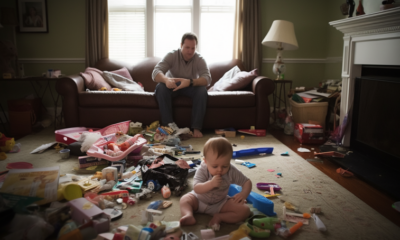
[1,0,400,239]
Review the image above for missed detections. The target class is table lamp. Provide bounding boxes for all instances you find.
[262,20,298,80]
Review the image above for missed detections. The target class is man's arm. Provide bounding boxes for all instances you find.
[154,72,178,89]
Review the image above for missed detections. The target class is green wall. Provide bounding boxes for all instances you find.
[0,0,85,113]
[1,0,382,112]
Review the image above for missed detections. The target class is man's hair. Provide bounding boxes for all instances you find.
[181,32,198,46]
[203,137,233,159]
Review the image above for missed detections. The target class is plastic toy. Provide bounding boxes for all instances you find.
[146,179,161,191]
[245,215,271,238]
[0,132,15,160]
[312,213,327,231]
[242,162,256,168]
[87,133,146,161]
[263,185,281,198]
[232,147,273,158]
[256,183,282,191]
[229,223,251,240]
[276,220,303,238]
[55,121,130,145]
[253,216,280,232]
[147,200,163,210]
[146,121,159,131]
[238,129,266,136]
[161,185,171,198]
[228,184,276,216]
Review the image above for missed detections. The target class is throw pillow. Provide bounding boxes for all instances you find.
[102,71,145,92]
[208,66,240,92]
[223,69,259,91]
[80,67,112,90]
[111,67,133,81]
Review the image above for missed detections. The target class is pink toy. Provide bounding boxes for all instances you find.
[161,185,171,199]
[87,133,146,161]
[256,183,282,191]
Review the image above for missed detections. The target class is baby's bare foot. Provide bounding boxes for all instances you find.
[180,214,196,226]
[208,216,221,230]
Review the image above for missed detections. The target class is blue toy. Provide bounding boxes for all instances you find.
[242,162,256,168]
[228,184,276,217]
[232,147,274,158]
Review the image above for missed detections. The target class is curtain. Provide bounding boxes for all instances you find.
[85,0,109,67]
[233,0,261,71]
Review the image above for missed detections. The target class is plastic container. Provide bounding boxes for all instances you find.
[228,184,276,217]
[55,121,130,145]
[289,98,328,130]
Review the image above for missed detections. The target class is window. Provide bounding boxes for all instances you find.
[108,0,235,64]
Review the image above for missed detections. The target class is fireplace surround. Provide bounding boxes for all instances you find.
[329,7,400,147]
[329,8,400,199]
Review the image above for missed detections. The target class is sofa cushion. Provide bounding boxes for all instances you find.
[78,91,255,108]
[102,71,145,92]
[79,91,158,108]
[80,67,112,90]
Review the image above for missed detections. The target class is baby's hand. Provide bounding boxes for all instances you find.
[232,192,246,204]
[211,175,222,188]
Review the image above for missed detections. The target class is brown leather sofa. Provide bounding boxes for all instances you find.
[56,57,274,130]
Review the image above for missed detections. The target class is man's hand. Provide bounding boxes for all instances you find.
[165,78,178,89]
[210,175,222,188]
[173,78,190,91]
[231,192,246,204]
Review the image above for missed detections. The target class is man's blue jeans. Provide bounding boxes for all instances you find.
[154,83,208,130]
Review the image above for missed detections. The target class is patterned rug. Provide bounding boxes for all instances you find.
[1,128,400,239]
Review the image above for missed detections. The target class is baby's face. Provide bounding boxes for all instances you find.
[204,150,231,176]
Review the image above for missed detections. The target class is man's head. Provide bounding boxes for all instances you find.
[181,32,198,61]
[203,137,233,176]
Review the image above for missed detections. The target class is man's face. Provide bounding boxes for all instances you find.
[204,150,231,176]
[181,39,197,61]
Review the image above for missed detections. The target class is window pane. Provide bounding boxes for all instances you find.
[154,12,191,58]
[201,0,235,6]
[108,0,145,8]
[109,10,146,64]
[155,0,191,6]
[200,3,235,63]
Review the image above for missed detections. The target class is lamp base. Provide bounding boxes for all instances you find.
[273,62,286,80]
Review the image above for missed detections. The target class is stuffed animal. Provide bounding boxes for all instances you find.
[0,40,18,78]
[0,132,15,160]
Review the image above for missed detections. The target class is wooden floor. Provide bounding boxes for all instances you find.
[269,127,400,228]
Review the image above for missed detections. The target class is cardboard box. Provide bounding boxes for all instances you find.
[294,123,325,145]
[289,98,328,130]
[215,128,236,138]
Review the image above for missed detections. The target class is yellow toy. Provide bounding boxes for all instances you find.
[146,120,159,131]
[229,223,251,240]
[0,132,15,160]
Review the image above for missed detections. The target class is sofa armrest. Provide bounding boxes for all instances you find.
[251,76,275,129]
[56,74,85,127]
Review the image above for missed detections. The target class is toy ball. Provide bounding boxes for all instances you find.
[240,135,245,140]
[99,87,107,91]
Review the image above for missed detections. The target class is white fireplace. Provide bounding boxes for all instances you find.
[329,7,400,147]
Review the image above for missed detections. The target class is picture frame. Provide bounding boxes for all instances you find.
[17,0,48,33]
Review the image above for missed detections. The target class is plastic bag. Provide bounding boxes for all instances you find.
[140,155,188,196]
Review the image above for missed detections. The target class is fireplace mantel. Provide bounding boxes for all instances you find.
[329,7,400,146]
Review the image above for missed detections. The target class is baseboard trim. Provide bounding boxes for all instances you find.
[19,58,85,64]
[263,57,342,64]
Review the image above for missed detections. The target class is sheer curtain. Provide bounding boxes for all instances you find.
[85,0,109,67]
[233,0,261,71]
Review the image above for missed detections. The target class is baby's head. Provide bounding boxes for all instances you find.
[203,137,233,176]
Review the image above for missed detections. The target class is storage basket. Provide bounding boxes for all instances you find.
[289,99,328,129]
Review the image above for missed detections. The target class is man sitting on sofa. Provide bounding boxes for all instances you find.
[152,32,211,138]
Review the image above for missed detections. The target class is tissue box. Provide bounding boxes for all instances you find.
[68,198,110,234]
[294,123,325,145]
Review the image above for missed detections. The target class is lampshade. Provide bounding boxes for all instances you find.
[262,20,298,50]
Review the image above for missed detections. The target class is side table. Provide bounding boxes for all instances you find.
[272,79,293,122]
[0,77,63,130]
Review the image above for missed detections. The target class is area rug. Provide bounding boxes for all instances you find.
[1,128,400,240]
